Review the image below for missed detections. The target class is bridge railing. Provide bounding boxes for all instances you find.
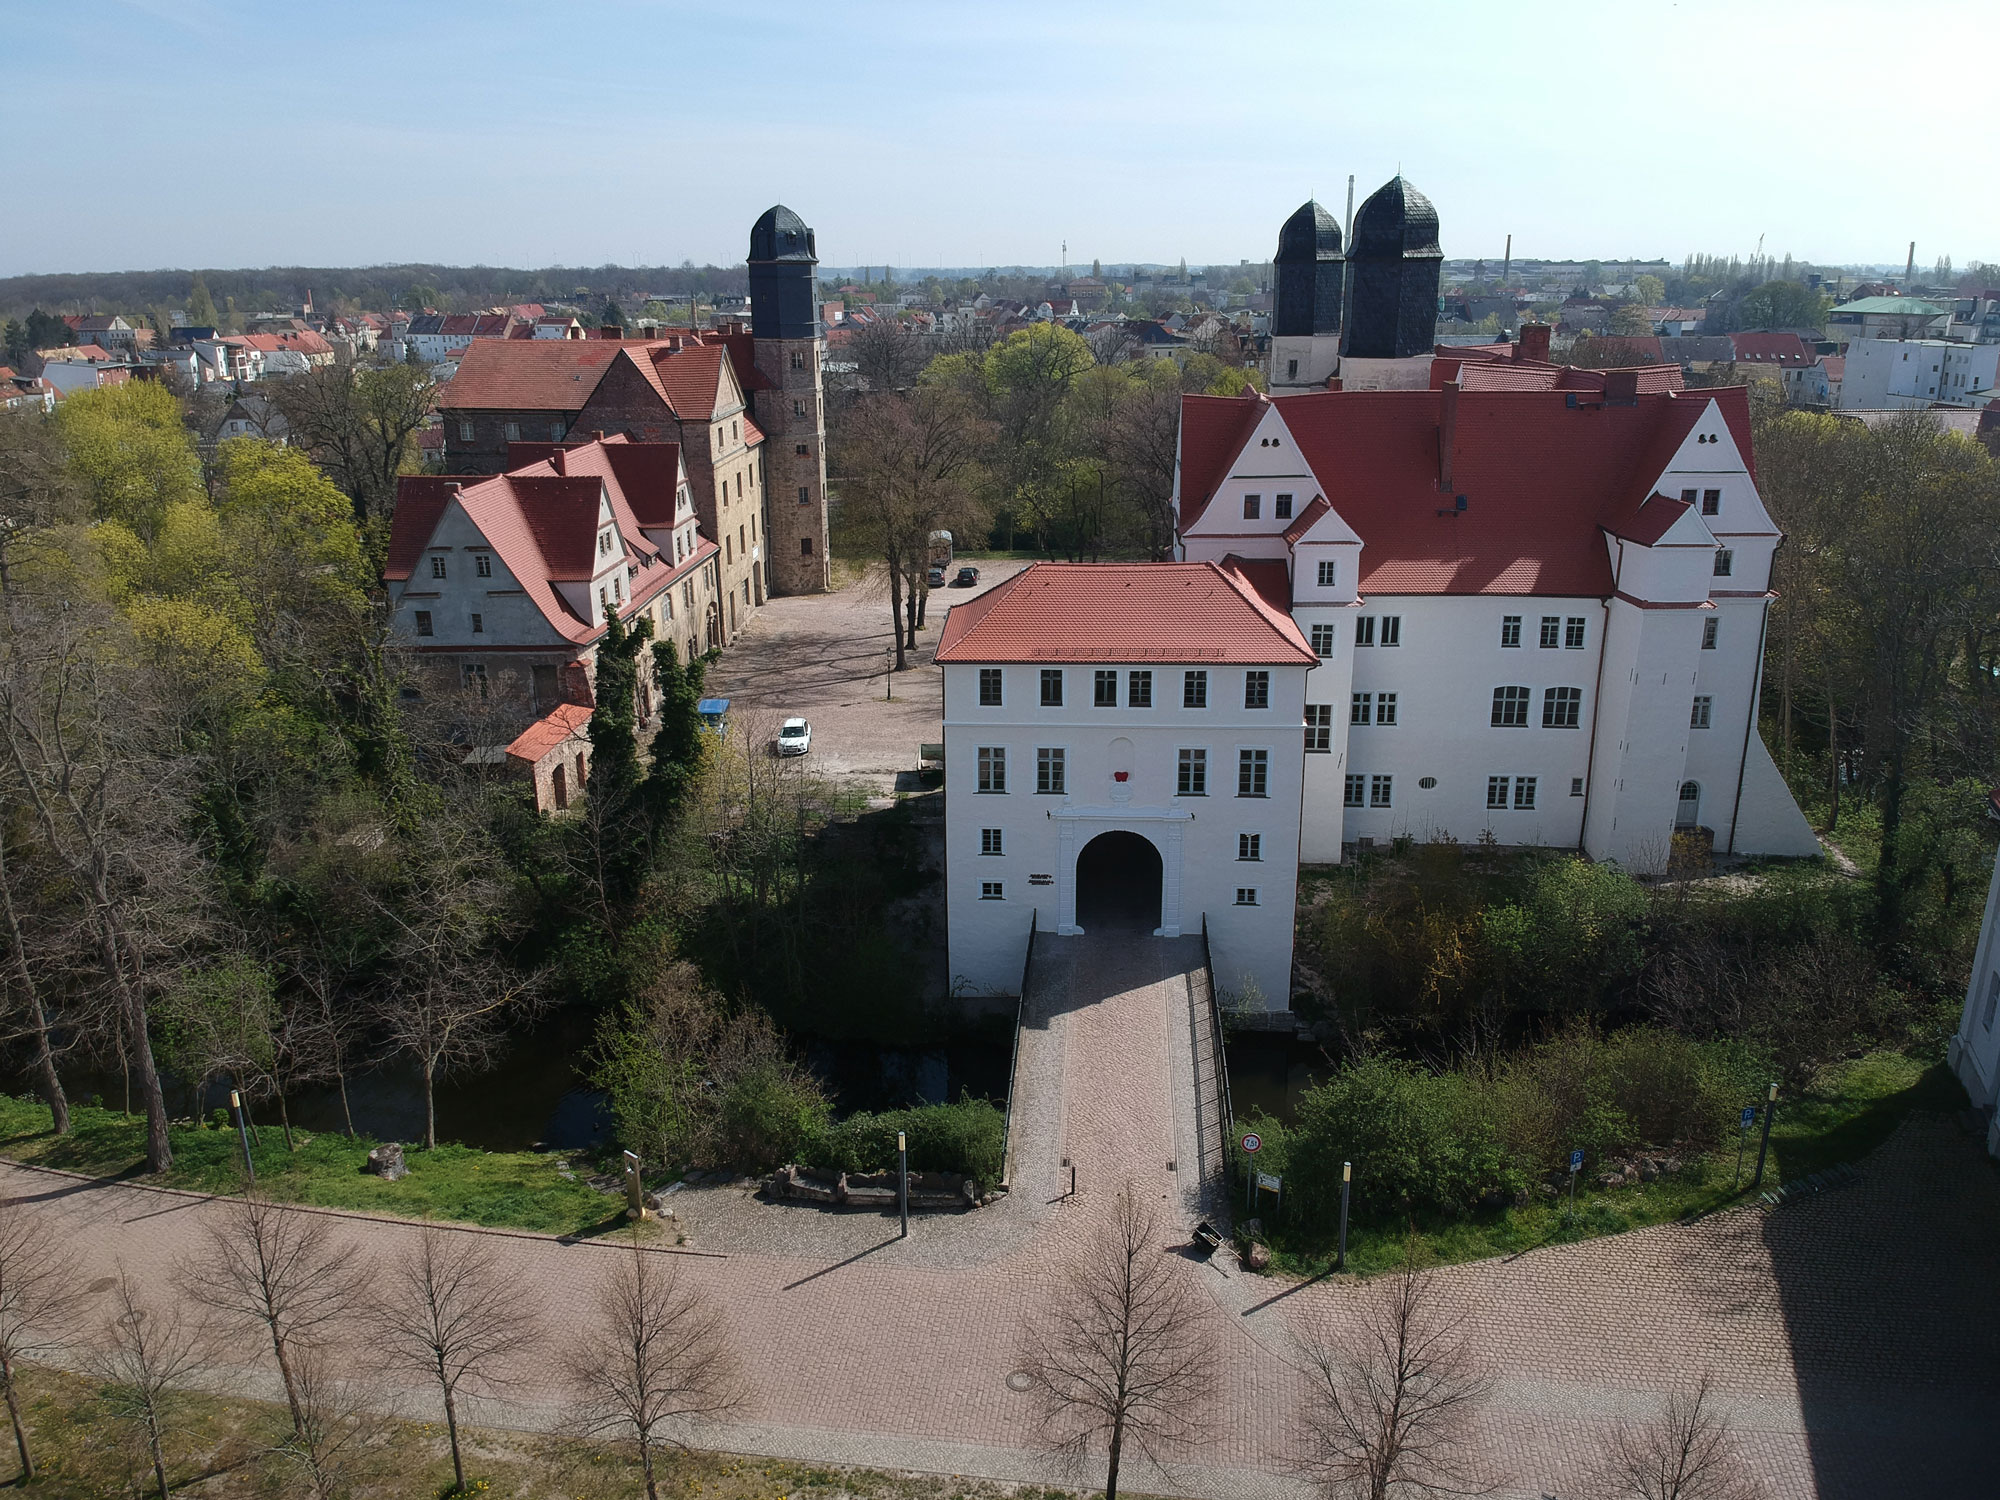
[998,909,1036,1191]
[1199,913,1236,1200]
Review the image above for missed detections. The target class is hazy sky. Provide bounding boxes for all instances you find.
[5,0,1994,278]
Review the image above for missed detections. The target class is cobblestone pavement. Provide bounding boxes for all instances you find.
[6,946,1996,1498]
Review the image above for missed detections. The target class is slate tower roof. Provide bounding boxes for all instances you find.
[1272,200,1344,339]
[748,205,822,341]
[1342,175,1443,359]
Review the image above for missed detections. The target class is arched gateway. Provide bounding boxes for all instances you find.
[1075,829,1163,931]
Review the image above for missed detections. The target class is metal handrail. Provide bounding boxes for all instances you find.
[997,910,1035,1191]
[1200,913,1236,1192]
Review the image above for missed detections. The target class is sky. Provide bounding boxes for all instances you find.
[4,0,1995,280]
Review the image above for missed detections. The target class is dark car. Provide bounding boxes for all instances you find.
[926,566,946,588]
[953,565,981,586]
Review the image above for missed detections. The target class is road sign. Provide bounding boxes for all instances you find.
[1568,1148,1584,1173]
[1257,1173,1281,1192]
[1240,1132,1262,1154]
[1740,1106,1757,1130]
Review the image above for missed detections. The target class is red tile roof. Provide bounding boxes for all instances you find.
[935,561,1317,664]
[1180,385,1756,598]
[506,703,592,766]
[510,476,608,579]
[383,478,459,580]
[442,340,637,412]
[1730,332,1811,365]
[1281,494,1332,546]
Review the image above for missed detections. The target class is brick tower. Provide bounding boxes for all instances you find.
[747,205,831,594]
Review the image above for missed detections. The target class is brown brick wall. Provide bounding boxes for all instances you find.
[751,335,831,594]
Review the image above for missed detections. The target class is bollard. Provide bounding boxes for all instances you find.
[898,1131,909,1238]
[230,1089,256,1184]
[1335,1161,1352,1272]
[1752,1081,1779,1188]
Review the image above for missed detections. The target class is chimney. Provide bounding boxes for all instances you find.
[601,325,623,340]
[1501,234,1511,286]
[1518,322,1551,363]
[1906,241,1916,284]
[444,481,460,494]
[1438,380,1459,491]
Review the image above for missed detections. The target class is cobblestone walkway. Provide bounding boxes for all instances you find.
[4,951,1995,1498]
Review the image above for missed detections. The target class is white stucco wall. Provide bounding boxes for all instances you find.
[1948,843,2000,1157]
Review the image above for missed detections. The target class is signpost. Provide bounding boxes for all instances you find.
[1241,1132,1261,1210]
[1256,1172,1282,1219]
[1566,1147,1583,1225]
[1735,1105,1757,1187]
[1336,1160,1353,1272]
[230,1089,255,1184]
[623,1150,647,1220]
[1752,1082,1779,1188]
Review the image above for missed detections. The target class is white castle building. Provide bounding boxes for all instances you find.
[938,375,1818,1012]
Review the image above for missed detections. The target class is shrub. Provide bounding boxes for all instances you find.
[716,1060,830,1172]
[799,1095,1005,1188]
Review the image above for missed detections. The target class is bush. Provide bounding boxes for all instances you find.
[716,1060,830,1173]
[799,1095,1005,1188]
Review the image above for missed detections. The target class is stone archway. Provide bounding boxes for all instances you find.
[1074,830,1163,931]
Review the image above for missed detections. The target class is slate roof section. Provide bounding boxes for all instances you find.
[1179,386,1754,598]
[935,561,1317,664]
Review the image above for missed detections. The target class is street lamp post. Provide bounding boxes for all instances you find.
[1752,1081,1779,1188]
[1335,1161,1352,1272]
[897,1130,909,1239]
[230,1089,256,1184]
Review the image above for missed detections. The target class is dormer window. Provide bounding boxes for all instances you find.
[598,530,613,557]
[430,555,447,579]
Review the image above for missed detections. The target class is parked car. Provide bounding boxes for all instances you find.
[696,697,730,734]
[926,566,946,588]
[776,717,812,756]
[953,565,981,586]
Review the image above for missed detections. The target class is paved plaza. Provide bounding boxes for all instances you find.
[6,927,1997,1498]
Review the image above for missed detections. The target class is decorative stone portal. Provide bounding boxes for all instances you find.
[1075,830,1162,931]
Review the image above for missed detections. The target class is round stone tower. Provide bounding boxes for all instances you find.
[1340,176,1444,360]
[748,205,831,593]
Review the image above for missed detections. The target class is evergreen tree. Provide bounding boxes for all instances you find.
[588,607,654,796]
[186,275,219,327]
[1,320,25,365]
[644,639,707,828]
[599,297,628,332]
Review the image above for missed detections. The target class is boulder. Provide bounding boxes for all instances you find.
[365,1143,407,1181]
[1246,1242,1272,1272]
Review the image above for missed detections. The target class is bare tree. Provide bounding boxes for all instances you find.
[0,817,68,1132]
[1593,1372,1763,1500]
[176,1195,369,1436]
[564,1240,745,1500]
[268,360,435,524]
[0,1201,82,1481]
[377,1225,539,1494]
[1019,1183,1211,1500]
[1294,1246,1492,1500]
[265,1342,387,1500]
[92,1272,216,1500]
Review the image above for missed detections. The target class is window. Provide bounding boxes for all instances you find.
[1128,670,1152,707]
[1244,671,1270,709]
[1344,774,1365,806]
[1691,696,1713,729]
[503,421,520,442]
[458,421,473,442]
[1235,887,1259,906]
[1513,776,1537,809]
[795,443,809,456]
[1714,549,1733,577]
[1539,616,1560,648]
[1040,669,1063,707]
[430,555,447,579]
[1370,774,1393,807]
[1239,833,1262,861]
[551,421,566,441]
[475,553,492,578]
[801,537,813,556]
[798,486,811,505]
[463,663,487,697]
[979,668,1003,706]
[1287,358,1299,379]
[1487,775,1510,809]
[981,881,1004,900]
[1317,560,1337,588]
[1379,616,1400,647]
[413,610,433,637]
[1178,748,1207,796]
[1242,494,1261,520]
[977,746,1007,793]
[1304,704,1332,752]
[790,350,804,370]
[1501,615,1521,648]
[1355,616,1375,647]
[470,612,483,634]
[1375,692,1398,726]
[1095,670,1118,708]
[1351,692,1372,726]
[1565,617,1586,650]
[1310,624,1336,658]
[1036,747,1066,795]
[1492,686,1531,726]
[1681,487,1697,504]
[1275,493,1293,519]
[1571,777,1585,796]
[793,399,804,417]
[1702,488,1721,515]
[1183,670,1208,709]
[1702,618,1719,650]
[1543,686,1582,728]
[1238,749,1268,797]
[981,828,1003,856]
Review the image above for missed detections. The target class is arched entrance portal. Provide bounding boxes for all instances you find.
[1075,830,1163,931]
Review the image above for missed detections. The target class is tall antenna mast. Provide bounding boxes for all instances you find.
[1344,175,1356,247]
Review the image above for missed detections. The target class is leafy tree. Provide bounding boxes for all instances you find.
[1633,273,1667,305]
[154,954,279,1114]
[1735,279,1827,331]
[23,310,71,351]
[1609,304,1655,337]
[185,276,219,327]
[52,380,204,539]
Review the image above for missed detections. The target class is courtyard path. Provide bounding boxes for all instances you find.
[5,933,1996,1498]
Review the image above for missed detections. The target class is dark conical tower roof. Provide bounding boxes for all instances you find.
[1350,176,1441,259]
[1275,200,1341,263]
[749,205,817,263]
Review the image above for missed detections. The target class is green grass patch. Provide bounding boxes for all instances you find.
[0,1098,624,1236]
[1245,1050,1962,1278]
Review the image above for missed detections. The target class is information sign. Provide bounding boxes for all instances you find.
[1257,1172,1281,1192]
[1740,1106,1757,1130]
[1568,1148,1584,1173]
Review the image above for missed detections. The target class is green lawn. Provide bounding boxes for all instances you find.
[1245,1051,1962,1278]
[0,1098,627,1236]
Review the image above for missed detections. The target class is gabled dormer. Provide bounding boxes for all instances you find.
[1648,397,1780,594]
[1179,400,1318,562]
[1283,494,1364,607]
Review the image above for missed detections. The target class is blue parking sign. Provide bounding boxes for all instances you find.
[1740,1106,1757,1130]
[1568,1148,1584,1173]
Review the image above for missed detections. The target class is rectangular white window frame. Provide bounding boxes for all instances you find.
[1539,615,1560,648]
[1242,494,1261,520]
[1183,671,1208,709]
[1274,493,1293,519]
[1543,686,1582,728]
[1714,549,1734,577]
[1350,692,1372,726]
[1702,618,1718,650]
[1234,887,1259,906]
[1238,833,1262,861]
[1501,615,1521,648]
[980,881,1004,900]
[1487,775,1509,809]
[1237,748,1269,798]
[1369,774,1393,808]
[981,827,1003,856]
[1094,670,1118,708]
[1040,669,1064,707]
[1492,686,1531,727]
[1316,559,1337,588]
[1571,776,1585,797]
[1375,692,1397,726]
[1691,696,1713,729]
[1355,616,1375,647]
[1565,617,1586,649]
[1178,747,1208,796]
[1310,623,1336,658]
[1244,671,1270,709]
[976,746,1007,793]
[1128,670,1153,708]
[1036,747,1066,795]
[1343,774,1365,807]
[475,553,492,578]
[1304,704,1331,752]
[1514,776,1538,810]
[979,668,1003,706]
[1379,616,1401,647]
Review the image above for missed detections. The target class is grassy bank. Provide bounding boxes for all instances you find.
[13,1362,1083,1500]
[1238,1050,1962,1278]
[0,1098,623,1236]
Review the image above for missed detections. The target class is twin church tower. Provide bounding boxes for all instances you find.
[1268,174,1443,390]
